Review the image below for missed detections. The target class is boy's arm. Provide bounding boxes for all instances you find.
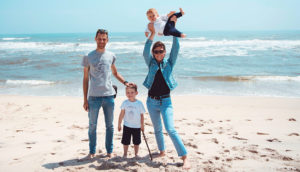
[140,114,144,132]
[118,109,125,131]
[168,37,180,67]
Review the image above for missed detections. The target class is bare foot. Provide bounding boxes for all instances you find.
[88,154,95,159]
[181,34,186,38]
[182,156,191,170]
[180,8,185,15]
[159,151,166,157]
[107,153,115,158]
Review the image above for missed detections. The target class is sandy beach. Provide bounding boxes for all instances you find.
[0,95,299,171]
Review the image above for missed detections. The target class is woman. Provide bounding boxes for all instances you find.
[142,25,190,169]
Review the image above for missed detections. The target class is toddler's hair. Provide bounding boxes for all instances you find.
[146,8,158,15]
[126,83,138,92]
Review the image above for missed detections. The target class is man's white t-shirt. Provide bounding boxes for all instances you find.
[145,15,168,36]
[121,99,146,128]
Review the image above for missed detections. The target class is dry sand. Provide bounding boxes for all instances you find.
[0,95,299,172]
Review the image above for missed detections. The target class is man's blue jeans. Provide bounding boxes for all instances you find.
[146,96,187,156]
[88,96,114,154]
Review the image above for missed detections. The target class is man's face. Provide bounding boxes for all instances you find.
[147,12,158,22]
[95,33,108,49]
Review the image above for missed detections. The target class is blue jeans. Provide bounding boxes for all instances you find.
[88,96,114,154]
[146,96,187,156]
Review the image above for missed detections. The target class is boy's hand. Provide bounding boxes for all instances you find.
[118,125,121,132]
[141,125,144,132]
[145,32,149,37]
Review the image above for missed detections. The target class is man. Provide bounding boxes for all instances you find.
[82,29,129,158]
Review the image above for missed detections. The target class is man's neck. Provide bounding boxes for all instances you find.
[96,48,105,53]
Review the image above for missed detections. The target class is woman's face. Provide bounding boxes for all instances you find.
[153,46,166,63]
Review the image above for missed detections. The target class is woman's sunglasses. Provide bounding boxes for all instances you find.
[153,50,165,54]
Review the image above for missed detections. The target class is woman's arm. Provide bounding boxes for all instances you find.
[143,24,155,66]
[168,36,180,67]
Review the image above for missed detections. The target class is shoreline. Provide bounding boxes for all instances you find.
[0,95,299,171]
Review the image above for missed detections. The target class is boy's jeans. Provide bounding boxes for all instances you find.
[146,96,187,156]
[88,96,114,154]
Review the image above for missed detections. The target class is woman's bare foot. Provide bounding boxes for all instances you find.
[180,8,185,15]
[159,151,166,157]
[88,153,96,159]
[181,34,186,38]
[182,155,191,170]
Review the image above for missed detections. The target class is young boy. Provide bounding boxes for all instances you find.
[145,8,186,38]
[118,84,146,158]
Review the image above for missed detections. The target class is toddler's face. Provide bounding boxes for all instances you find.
[147,12,158,22]
[126,88,137,100]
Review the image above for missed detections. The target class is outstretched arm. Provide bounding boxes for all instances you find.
[111,64,130,87]
[168,37,180,67]
[167,11,176,18]
[143,24,155,66]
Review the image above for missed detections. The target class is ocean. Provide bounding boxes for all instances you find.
[0,31,300,97]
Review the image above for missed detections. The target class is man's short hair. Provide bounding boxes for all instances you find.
[95,29,108,38]
[152,41,166,54]
[126,83,137,92]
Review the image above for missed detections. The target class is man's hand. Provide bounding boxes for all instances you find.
[83,101,89,112]
[145,32,149,37]
[170,15,177,23]
[118,125,122,132]
[148,23,155,34]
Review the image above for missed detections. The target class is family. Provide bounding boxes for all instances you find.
[81,8,190,170]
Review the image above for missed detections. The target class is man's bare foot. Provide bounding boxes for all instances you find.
[88,154,96,159]
[181,34,186,38]
[180,8,185,15]
[182,156,191,170]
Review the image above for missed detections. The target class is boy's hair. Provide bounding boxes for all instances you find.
[126,83,138,92]
[152,41,166,54]
[146,8,158,16]
[95,29,108,38]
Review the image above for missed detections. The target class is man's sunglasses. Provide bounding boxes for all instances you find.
[153,50,165,54]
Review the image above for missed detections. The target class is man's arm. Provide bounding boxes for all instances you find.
[118,109,125,131]
[111,64,129,86]
[83,67,89,112]
[168,37,180,67]
[167,11,176,18]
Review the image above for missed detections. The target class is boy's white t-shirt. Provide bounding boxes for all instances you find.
[145,15,169,36]
[121,99,146,128]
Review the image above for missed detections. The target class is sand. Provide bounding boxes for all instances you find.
[0,95,299,172]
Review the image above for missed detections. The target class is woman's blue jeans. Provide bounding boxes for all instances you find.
[88,96,114,154]
[146,96,187,156]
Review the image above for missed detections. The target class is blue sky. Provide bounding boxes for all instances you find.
[1,0,300,34]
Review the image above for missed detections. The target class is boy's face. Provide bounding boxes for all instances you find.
[147,12,158,22]
[126,88,138,101]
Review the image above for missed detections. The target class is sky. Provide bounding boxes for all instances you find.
[0,0,300,34]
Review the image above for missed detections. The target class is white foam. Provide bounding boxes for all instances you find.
[252,75,300,82]
[6,80,55,85]
[2,37,30,41]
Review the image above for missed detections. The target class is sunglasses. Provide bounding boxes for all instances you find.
[153,50,165,54]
